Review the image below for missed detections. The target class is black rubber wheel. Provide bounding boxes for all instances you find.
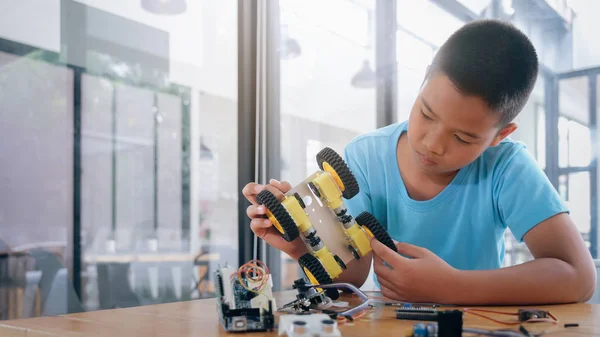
[316,147,359,199]
[355,211,397,252]
[298,253,340,300]
[256,189,300,242]
[333,255,347,270]
[348,245,361,260]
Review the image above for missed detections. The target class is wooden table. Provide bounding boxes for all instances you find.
[0,291,598,337]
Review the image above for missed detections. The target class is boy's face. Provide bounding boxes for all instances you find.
[406,73,517,176]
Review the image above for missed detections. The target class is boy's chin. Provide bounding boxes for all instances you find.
[417,162,459,176]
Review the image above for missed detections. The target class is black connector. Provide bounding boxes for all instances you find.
[437,310,463,337]
[395,307,438,321]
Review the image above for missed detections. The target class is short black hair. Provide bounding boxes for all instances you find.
[427,19,538,126]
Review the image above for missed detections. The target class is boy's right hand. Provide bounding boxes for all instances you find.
[242,179,308,260]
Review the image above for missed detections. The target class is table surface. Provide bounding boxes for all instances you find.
[0,291,598,337]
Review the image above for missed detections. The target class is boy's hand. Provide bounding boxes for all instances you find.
[242,179,308,260]
[371,239,458,303]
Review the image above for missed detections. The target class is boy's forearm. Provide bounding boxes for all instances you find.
[334,252,373,288]
[447,258,596,305]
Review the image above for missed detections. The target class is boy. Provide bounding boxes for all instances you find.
[242,19,596,305]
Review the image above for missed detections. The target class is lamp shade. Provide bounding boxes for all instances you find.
[281,38,301,60]
[351,59,375,88]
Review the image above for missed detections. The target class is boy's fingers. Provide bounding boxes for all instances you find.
[270,179,292,193]
[264,184,286,201]
[373,257,395,280]
[395,242,429,258]
[246,205,266,219]
[242,183,264,204]
[250,218,272,232]
[242,182,261,196]
[371,238,404,268]
[380,284,403,300]
[377,277,398,295]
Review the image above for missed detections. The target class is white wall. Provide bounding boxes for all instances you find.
[0,0,237,101]
[0,0,60,52]
[512,76,545,159]
[568,0,600,70]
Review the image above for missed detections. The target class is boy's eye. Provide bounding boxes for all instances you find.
[421,110,433,120]
[455,135,470,144]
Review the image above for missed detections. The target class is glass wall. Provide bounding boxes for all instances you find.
[0,0,237,319]
[396,0,463,123]
[278,0,377,289]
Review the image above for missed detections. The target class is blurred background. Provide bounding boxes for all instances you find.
[0,0,599,320]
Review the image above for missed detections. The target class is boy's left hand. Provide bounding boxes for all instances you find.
[371,238,458,303]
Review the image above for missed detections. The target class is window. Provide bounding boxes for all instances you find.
[0,0,238,318]
[396,28,436,122]
[536,104,546,169]
[278,0,376,290]
[558,116,592,168]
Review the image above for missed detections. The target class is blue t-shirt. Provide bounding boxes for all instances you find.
[344,121,568,271]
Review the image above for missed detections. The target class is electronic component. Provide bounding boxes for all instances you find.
[278,314,342,337]
[280,278,371,321]
[279,278,333,313]
[215,261,276,332]
[395,307,438,321]
[413,323,427,337]
[403,310,463,337]
[518,309,549,322]
[464,308,558,325]
[437,310,463,337]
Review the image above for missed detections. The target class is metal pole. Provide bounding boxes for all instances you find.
[265,0,282,291]
[375,0,397,128]
[589,75,598,258]
[238,0,258,266]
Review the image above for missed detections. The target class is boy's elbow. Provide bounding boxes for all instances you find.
[573,259,597,303]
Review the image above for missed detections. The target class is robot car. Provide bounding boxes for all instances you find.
[256,147,397,299]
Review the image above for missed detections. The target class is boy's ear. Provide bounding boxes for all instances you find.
[490,122,517,146]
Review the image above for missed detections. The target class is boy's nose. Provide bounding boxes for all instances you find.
[423,132,445,156]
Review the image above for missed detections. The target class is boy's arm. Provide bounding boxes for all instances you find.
[371,145,596,305]
[332,252,373,287]
[450,146,596,305]
[370,213,597,305]
[448,212,597,305]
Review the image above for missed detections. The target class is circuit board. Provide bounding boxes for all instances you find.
[215,265,276,332]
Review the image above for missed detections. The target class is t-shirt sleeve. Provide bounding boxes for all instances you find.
[495,144,569,242]
[343,143,374,219]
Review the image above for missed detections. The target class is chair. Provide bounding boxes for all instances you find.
[96,262,141,309]
[27,248,84,316]
[193,244,237,298]
[0,238,39,320]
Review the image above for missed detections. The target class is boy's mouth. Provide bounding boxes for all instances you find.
[417,151,437,166]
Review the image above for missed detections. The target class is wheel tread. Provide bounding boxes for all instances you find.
[256,190,300,242]
[316,147,360,199]
[355,212,397,252]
